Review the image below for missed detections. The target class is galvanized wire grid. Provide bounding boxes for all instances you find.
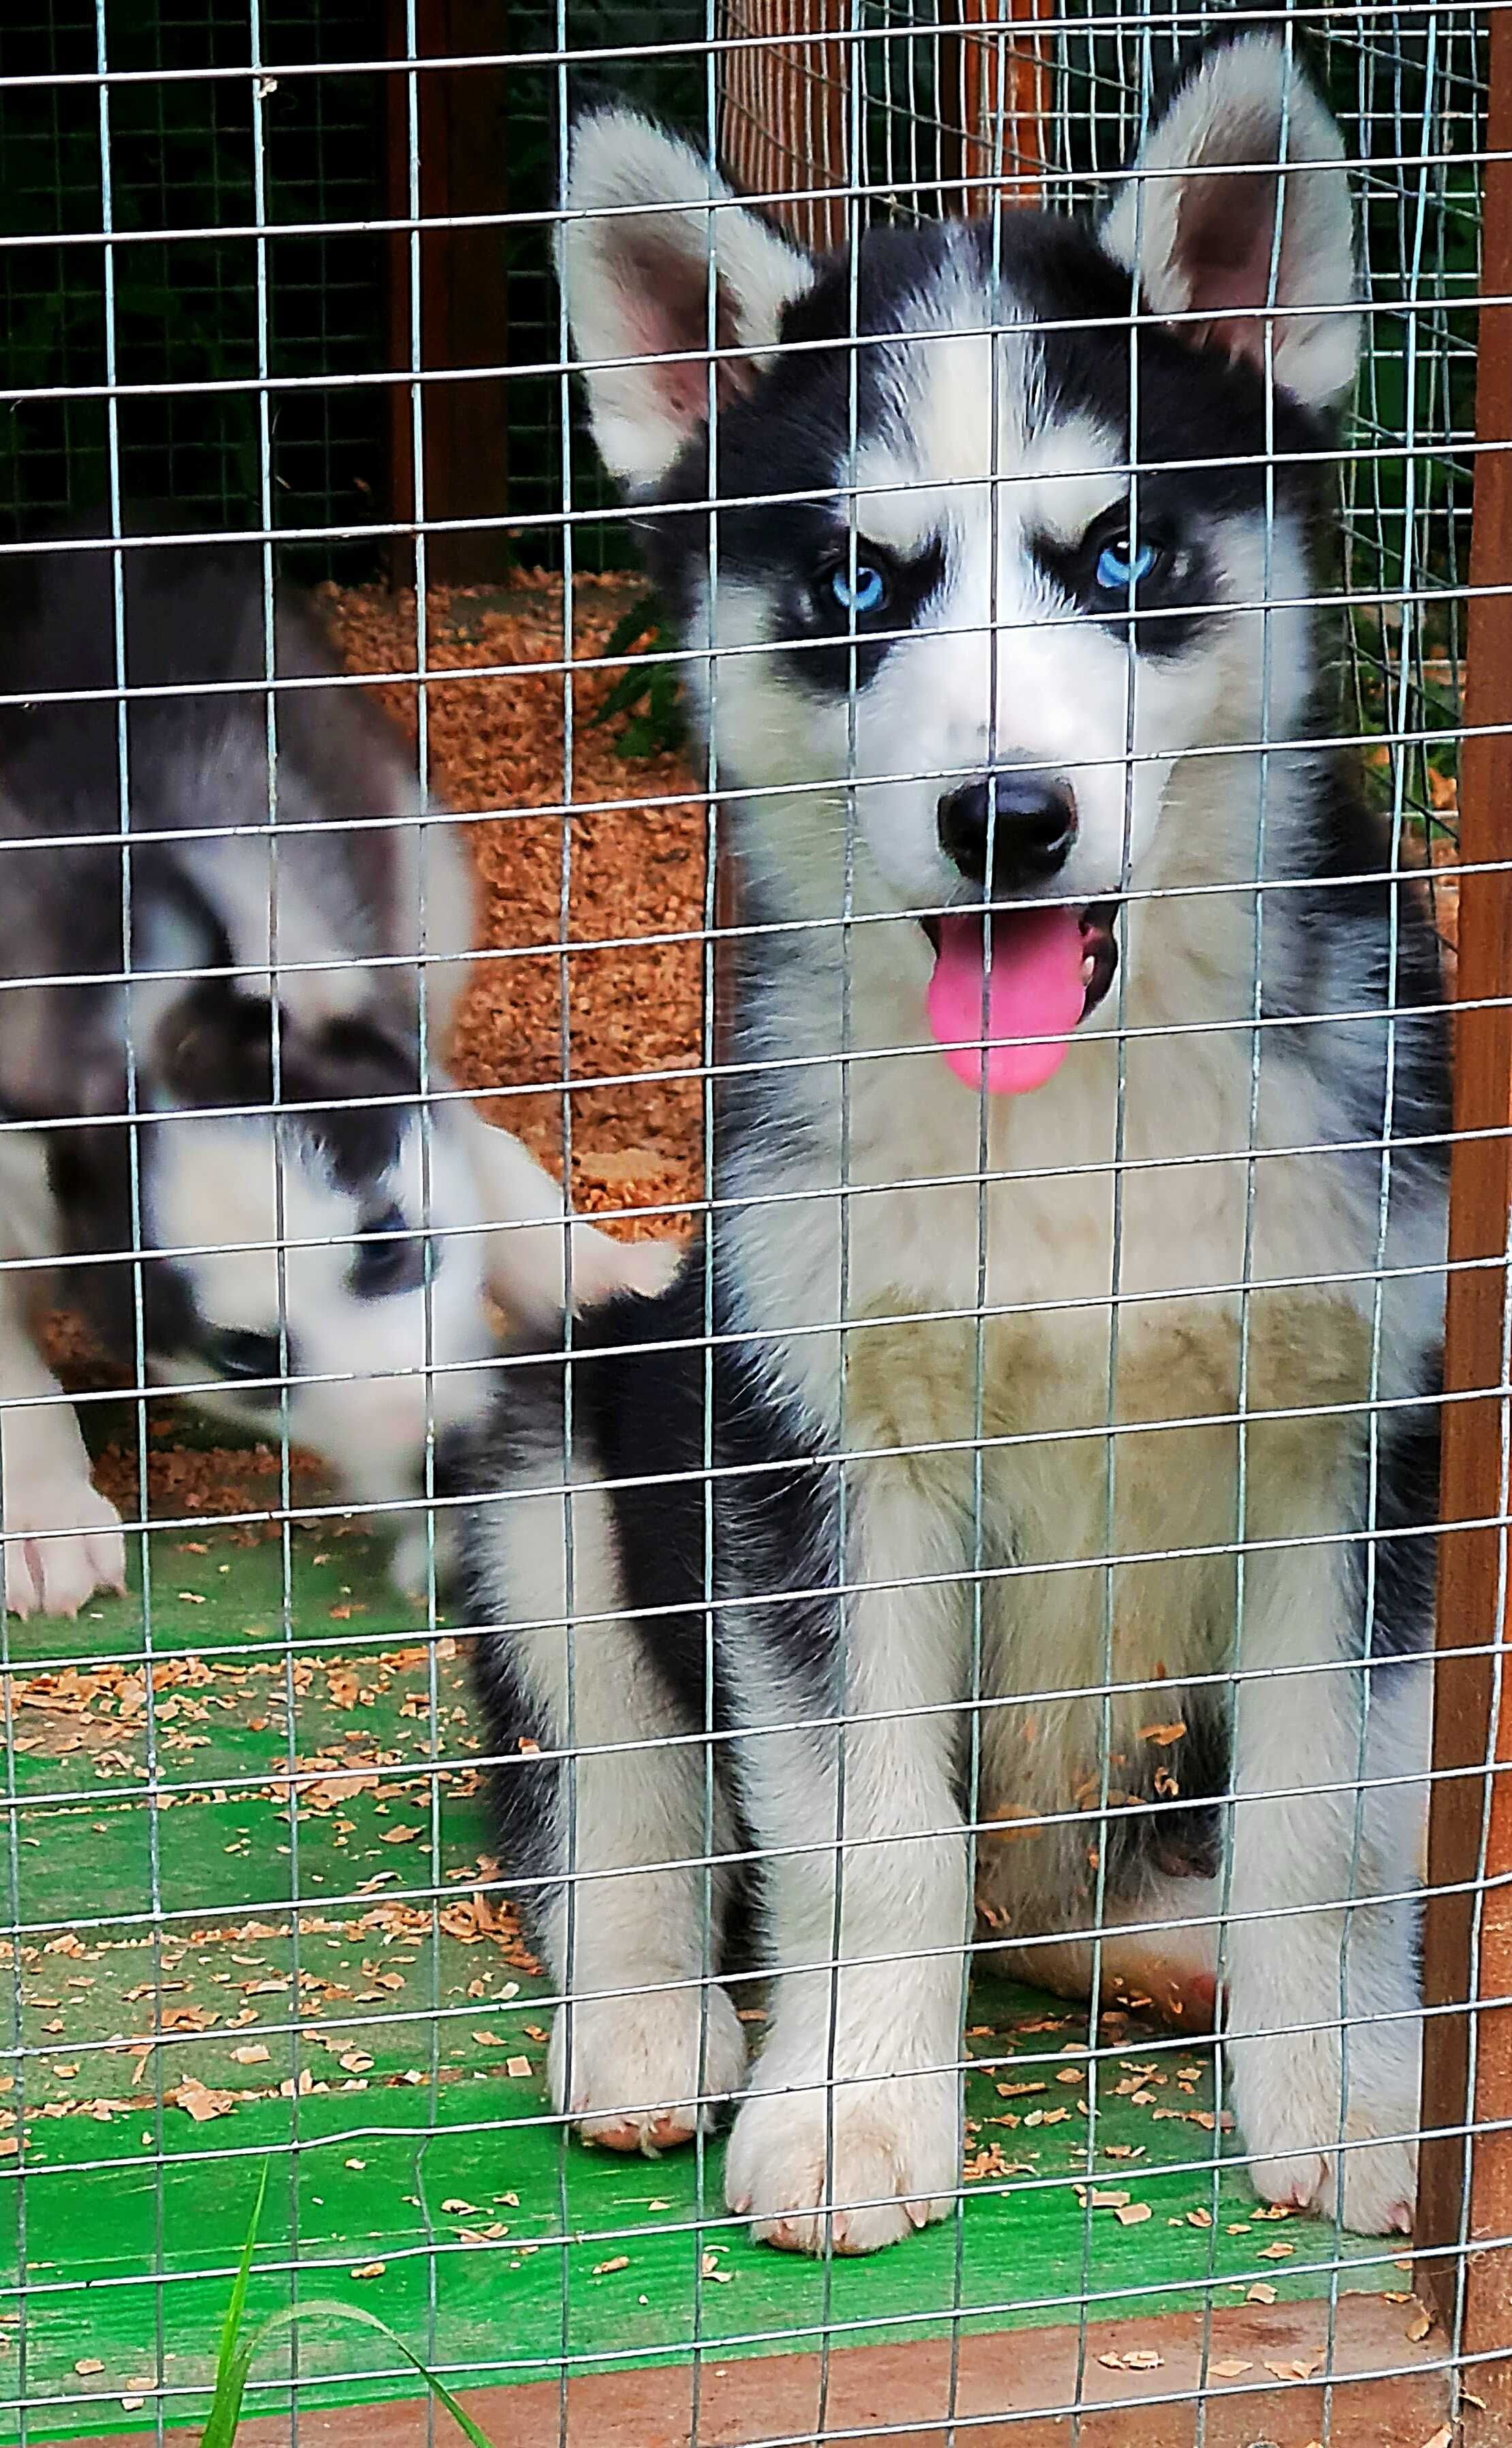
[0,1,1498,2443]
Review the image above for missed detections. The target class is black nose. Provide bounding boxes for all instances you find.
[937,772,1078,891]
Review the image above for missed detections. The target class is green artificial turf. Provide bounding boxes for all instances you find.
[0,1501,1402,2442]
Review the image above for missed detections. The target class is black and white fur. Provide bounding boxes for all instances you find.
[0,530,669,1618]
[462,38,1447,2248]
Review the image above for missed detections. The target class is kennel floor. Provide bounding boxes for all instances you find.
[1,1465,1405,2443]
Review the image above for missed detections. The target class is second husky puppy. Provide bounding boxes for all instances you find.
[0,531,667,1615]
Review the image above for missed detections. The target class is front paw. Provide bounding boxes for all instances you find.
[570,1228,681,1311]
[389,1512,459,1604]
[725,2064,959,2255]
[550,1977,747,2155]
[2,1471,126,1619]
[1233,2031,1419,2236]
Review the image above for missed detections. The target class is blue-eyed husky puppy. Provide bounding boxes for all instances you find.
[463,37,1447,2248]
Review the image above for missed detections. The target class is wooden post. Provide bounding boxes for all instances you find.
[385,0,515,588]
[942,0,1049,219]
[1415,5,1512,2427]
[720,0,850,252]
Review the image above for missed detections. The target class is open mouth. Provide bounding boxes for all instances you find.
[918,899,1120,1096]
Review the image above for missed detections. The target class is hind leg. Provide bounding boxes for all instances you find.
[1222,1537,1425,2234]
[987,1873,1222,2031]
[469,1415,746,2154]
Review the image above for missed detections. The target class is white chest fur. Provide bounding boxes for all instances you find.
[719,885,1421,1911]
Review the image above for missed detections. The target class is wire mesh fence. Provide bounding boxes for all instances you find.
[0,1,1504,2443]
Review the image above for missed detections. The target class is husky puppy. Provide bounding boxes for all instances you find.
[0,530,668,1617]
[462,37,1447,2249]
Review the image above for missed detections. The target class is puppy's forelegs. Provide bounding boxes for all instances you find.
[0,1267,126,1619]
[1223,1533,1424,2235]
[460,1108,678,1326]
[477,1428,745,2152]
[724,1477,969,2255]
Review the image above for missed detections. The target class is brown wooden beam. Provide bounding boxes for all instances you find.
[942,0,1050,219]
[720,0,850,253]
[1415,4,1512,2430]
[386,0,514,588]
[66,2290,1447,2448]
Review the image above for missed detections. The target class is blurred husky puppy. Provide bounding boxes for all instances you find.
[0,530,668,1616]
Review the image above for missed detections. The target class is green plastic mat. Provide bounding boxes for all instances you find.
[0,1503,1401,2441]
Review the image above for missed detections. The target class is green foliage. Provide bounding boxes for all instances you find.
[589,588,688,757]
[0,0,386,570]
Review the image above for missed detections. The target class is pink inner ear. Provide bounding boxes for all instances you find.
[615,240,750,439]
[1175,165,1287,370]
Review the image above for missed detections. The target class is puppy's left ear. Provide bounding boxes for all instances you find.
[1100,35,1360,411]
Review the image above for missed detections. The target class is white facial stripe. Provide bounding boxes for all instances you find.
[848,264,1037,562]
[850,438,939,560]
[852,326,1128,598]
[149,1116,357,1333]
[1019,413,1130,547]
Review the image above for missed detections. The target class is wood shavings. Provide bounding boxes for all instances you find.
[172,2077,237,2123]
[321,576,707,1238]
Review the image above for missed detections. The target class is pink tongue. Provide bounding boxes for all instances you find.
[925,904,1086,1095]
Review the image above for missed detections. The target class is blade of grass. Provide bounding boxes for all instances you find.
[197,2161,269,2448]
[286,2303,500,2447]
[596,589,660,667]
[203,2295,499,2447]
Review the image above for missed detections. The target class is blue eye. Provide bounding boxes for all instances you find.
[829,561,888,617]
[1095,539,1159,594]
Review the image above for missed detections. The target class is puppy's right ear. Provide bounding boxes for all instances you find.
[558,104,816,488]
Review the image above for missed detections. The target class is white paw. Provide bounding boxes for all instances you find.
[2,1471,126,1619]
[724,2066,959,2255]
[1234,2035,1419,2235]
[1249,2119,1417,2236]
[550,1977,747,2155]
[570,1228,680,1312]
[389,1512,458,1604]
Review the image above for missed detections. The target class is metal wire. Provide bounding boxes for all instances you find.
[0,3,1499,2444]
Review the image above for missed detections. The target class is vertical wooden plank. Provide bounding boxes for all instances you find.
[720,0,849,252]
[715,0,849,1092]
[1415,4,1512,2423]
[385,0,514,588]
[944,0,1050,219]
